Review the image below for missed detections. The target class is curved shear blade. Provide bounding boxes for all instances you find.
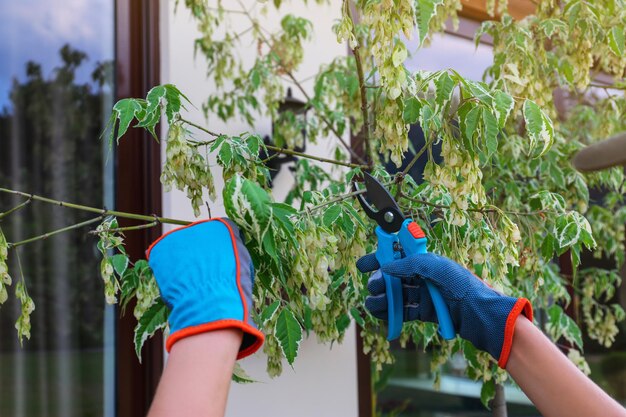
[353,172,405,233]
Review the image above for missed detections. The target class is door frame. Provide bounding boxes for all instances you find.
[115,1,163,415]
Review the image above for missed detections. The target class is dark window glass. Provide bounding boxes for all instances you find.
[0,1,115,416]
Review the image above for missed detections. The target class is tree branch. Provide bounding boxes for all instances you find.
[181,119,371,169]
[346,1,372,161]
[0,188,191,226]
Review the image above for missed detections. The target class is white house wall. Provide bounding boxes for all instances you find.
[160,1,358,416]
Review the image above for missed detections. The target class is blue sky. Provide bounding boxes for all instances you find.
[0,0,114,110]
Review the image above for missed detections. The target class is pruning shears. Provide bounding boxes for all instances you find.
[354,172,455,341]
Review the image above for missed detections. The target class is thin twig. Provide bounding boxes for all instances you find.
[0,188,191,226]
[0,196,32,220]
[180,117,221,137]
[402,134,436,176]
[182,119,370,169]
[305,179,396,214]
[589,82,625,91]
[88,221,159,235]
[8,216,105,249]
[283,70,367,165]
[305,188,367,214]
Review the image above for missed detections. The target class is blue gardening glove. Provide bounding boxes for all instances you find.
[146,218,264,359]
[357,252,532,368]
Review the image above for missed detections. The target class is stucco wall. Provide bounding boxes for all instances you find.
[160,1,359,416]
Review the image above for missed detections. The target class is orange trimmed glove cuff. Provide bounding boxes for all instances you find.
[146,218,264,359]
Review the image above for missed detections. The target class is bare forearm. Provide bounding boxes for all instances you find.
[507,316,625,417]
[148,329,242,417]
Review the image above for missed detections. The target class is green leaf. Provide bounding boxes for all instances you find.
[415,0,444,46]
[134,300,169,361]
[608,26,625,57]
[303,304,313,332]
[350,307,365,328]
[111,99,143,143]
[403,97,422,124]
[549,162,566,189]
[557,221,580,249]
[260,300,281,325]
[482,108,499,158]
[250,68,262,90]
[480,379,496,409]
[336,313,351,333]
[323,205,342,228]
[111,254,129,277]
[145,84,185,124]
[232,363,257,384]
[134,259,151,278]
[218,142,233,166]
[271,202,297,237]
[462,105,481,142]
[223,177,273,242]
[209,135,228,152]
[523,99,554,156]
[120,268,139,312]
[434,71,455,112]
[246,134,261,156]
[340,212,356,236]
[274,308,303,366]
[493,90,514,127]
[342,203,368,229]
[564,315,584,350]
[262,228,279,259]
[540,234,556,260]
[464,80,493,106]
[540,18,567,38]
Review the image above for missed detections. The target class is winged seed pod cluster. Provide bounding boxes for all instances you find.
[0,229,11,305]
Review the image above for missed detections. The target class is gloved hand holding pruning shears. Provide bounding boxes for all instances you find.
[353,172,532,368]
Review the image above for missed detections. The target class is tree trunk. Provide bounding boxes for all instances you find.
[491,383,508,417]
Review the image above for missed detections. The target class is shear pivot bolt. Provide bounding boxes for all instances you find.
[384,212,395,223]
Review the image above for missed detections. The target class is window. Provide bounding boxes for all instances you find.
[0,1,115,416]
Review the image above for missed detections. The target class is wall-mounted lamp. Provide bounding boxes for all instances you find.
[261,88,308,182]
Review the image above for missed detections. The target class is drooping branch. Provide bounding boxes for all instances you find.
[0,196,32,220]
[8,216,105,249]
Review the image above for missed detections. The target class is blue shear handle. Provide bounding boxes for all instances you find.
[374,227,404,341]
[398,219,456,340]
